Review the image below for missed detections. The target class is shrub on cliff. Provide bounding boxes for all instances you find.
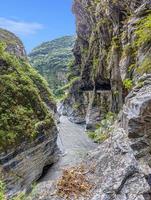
[88,112,116,143]
[0,181,5,200]
[0,42,55,153]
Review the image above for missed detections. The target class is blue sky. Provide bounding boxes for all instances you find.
[0,0,75,52]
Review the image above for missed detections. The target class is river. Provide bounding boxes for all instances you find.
[40,116,96,181]
[30,116,97,199]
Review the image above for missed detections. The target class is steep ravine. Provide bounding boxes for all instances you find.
[28,115,97,199]
[1,0,151,199]
[39,116,96,181]
[33,0,151,199]
[0,29,59,199]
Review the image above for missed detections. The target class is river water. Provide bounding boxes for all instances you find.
[29,116,97,199]
[41,116,97,182]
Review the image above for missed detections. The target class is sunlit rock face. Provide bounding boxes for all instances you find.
[0,28,26,57]
[0,29,59,198]
[88,75,151,200]
[62,0,151,129]
[58,0,151,199]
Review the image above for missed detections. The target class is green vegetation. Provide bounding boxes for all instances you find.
[112,36,121,51]
[0,42,55,152]
[0,28,24,48]
[0,181,5,200]
[0,181,26,200]
[88,112,116,143]
[55,77,80,99]
[127,13,151,76]
[93,56,99,78]
[123,78,133,90]
[135,13,151,47]
[29,36,75,97]
[136,56,151,75]
[122,44,133,58]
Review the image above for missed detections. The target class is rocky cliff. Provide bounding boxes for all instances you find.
[28,36,75,97]
[62,0,151,129]
[58,0,151,199]
[0,30,58,198]
[0,28,26,58]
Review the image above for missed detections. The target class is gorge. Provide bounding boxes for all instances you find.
[1,0,151,199]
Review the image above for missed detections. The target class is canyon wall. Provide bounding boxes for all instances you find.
[60,0,151,199]
[0,29,59,198]
[63,0,151,129]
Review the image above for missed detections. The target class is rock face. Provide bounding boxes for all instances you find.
[87,75,151,200]
[0,30,58,198]
[0,28,26,58]
[63,0,151,129]
[28,36,75,97]
[59,0,151,199]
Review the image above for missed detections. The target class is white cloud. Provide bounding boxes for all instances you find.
[0,17,44,36]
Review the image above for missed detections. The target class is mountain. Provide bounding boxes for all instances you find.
[0,28,26,58]
[1,0,151,199]
[0,29,58,198]
[58,0,151,199]
[28,36,76,97]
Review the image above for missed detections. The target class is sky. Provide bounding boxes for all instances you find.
[0,0,75,52]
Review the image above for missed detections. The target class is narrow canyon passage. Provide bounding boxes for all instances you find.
[40,116,97,182]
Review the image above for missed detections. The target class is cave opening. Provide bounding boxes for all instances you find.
[37,163,54,183]
[95,79,111,91]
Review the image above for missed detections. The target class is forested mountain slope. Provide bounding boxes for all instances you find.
[29,36,75,96]
[0,29,58,198]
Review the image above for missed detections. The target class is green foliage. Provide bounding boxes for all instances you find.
[0,42,6,54]
[55,77,80,99]
[136,56,151,75]
[94,0,100,4]
[135,13,151,47]
[113,90,119,96]
[93,56,99,77]
[123,78,133,90]
[12,193,26,200]
[88,112,116,143]
[0,180,26,200]
[29,36,76,97]
[0,181,5,200]
[128,64,135,72]
[0,28,23,48]
[122,44,133,58]
[0,42,55,152]
[112,37,120,50]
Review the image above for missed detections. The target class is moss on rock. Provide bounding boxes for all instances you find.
[0,42,55,153]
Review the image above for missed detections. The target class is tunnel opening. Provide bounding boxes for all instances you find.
[95,79,111,91]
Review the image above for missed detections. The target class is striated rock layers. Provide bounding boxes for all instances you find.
[0,30,58,198]
[30,76,151,199]
[86,74,151,200]
[63,0,151,130]
[58,0,151,199]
